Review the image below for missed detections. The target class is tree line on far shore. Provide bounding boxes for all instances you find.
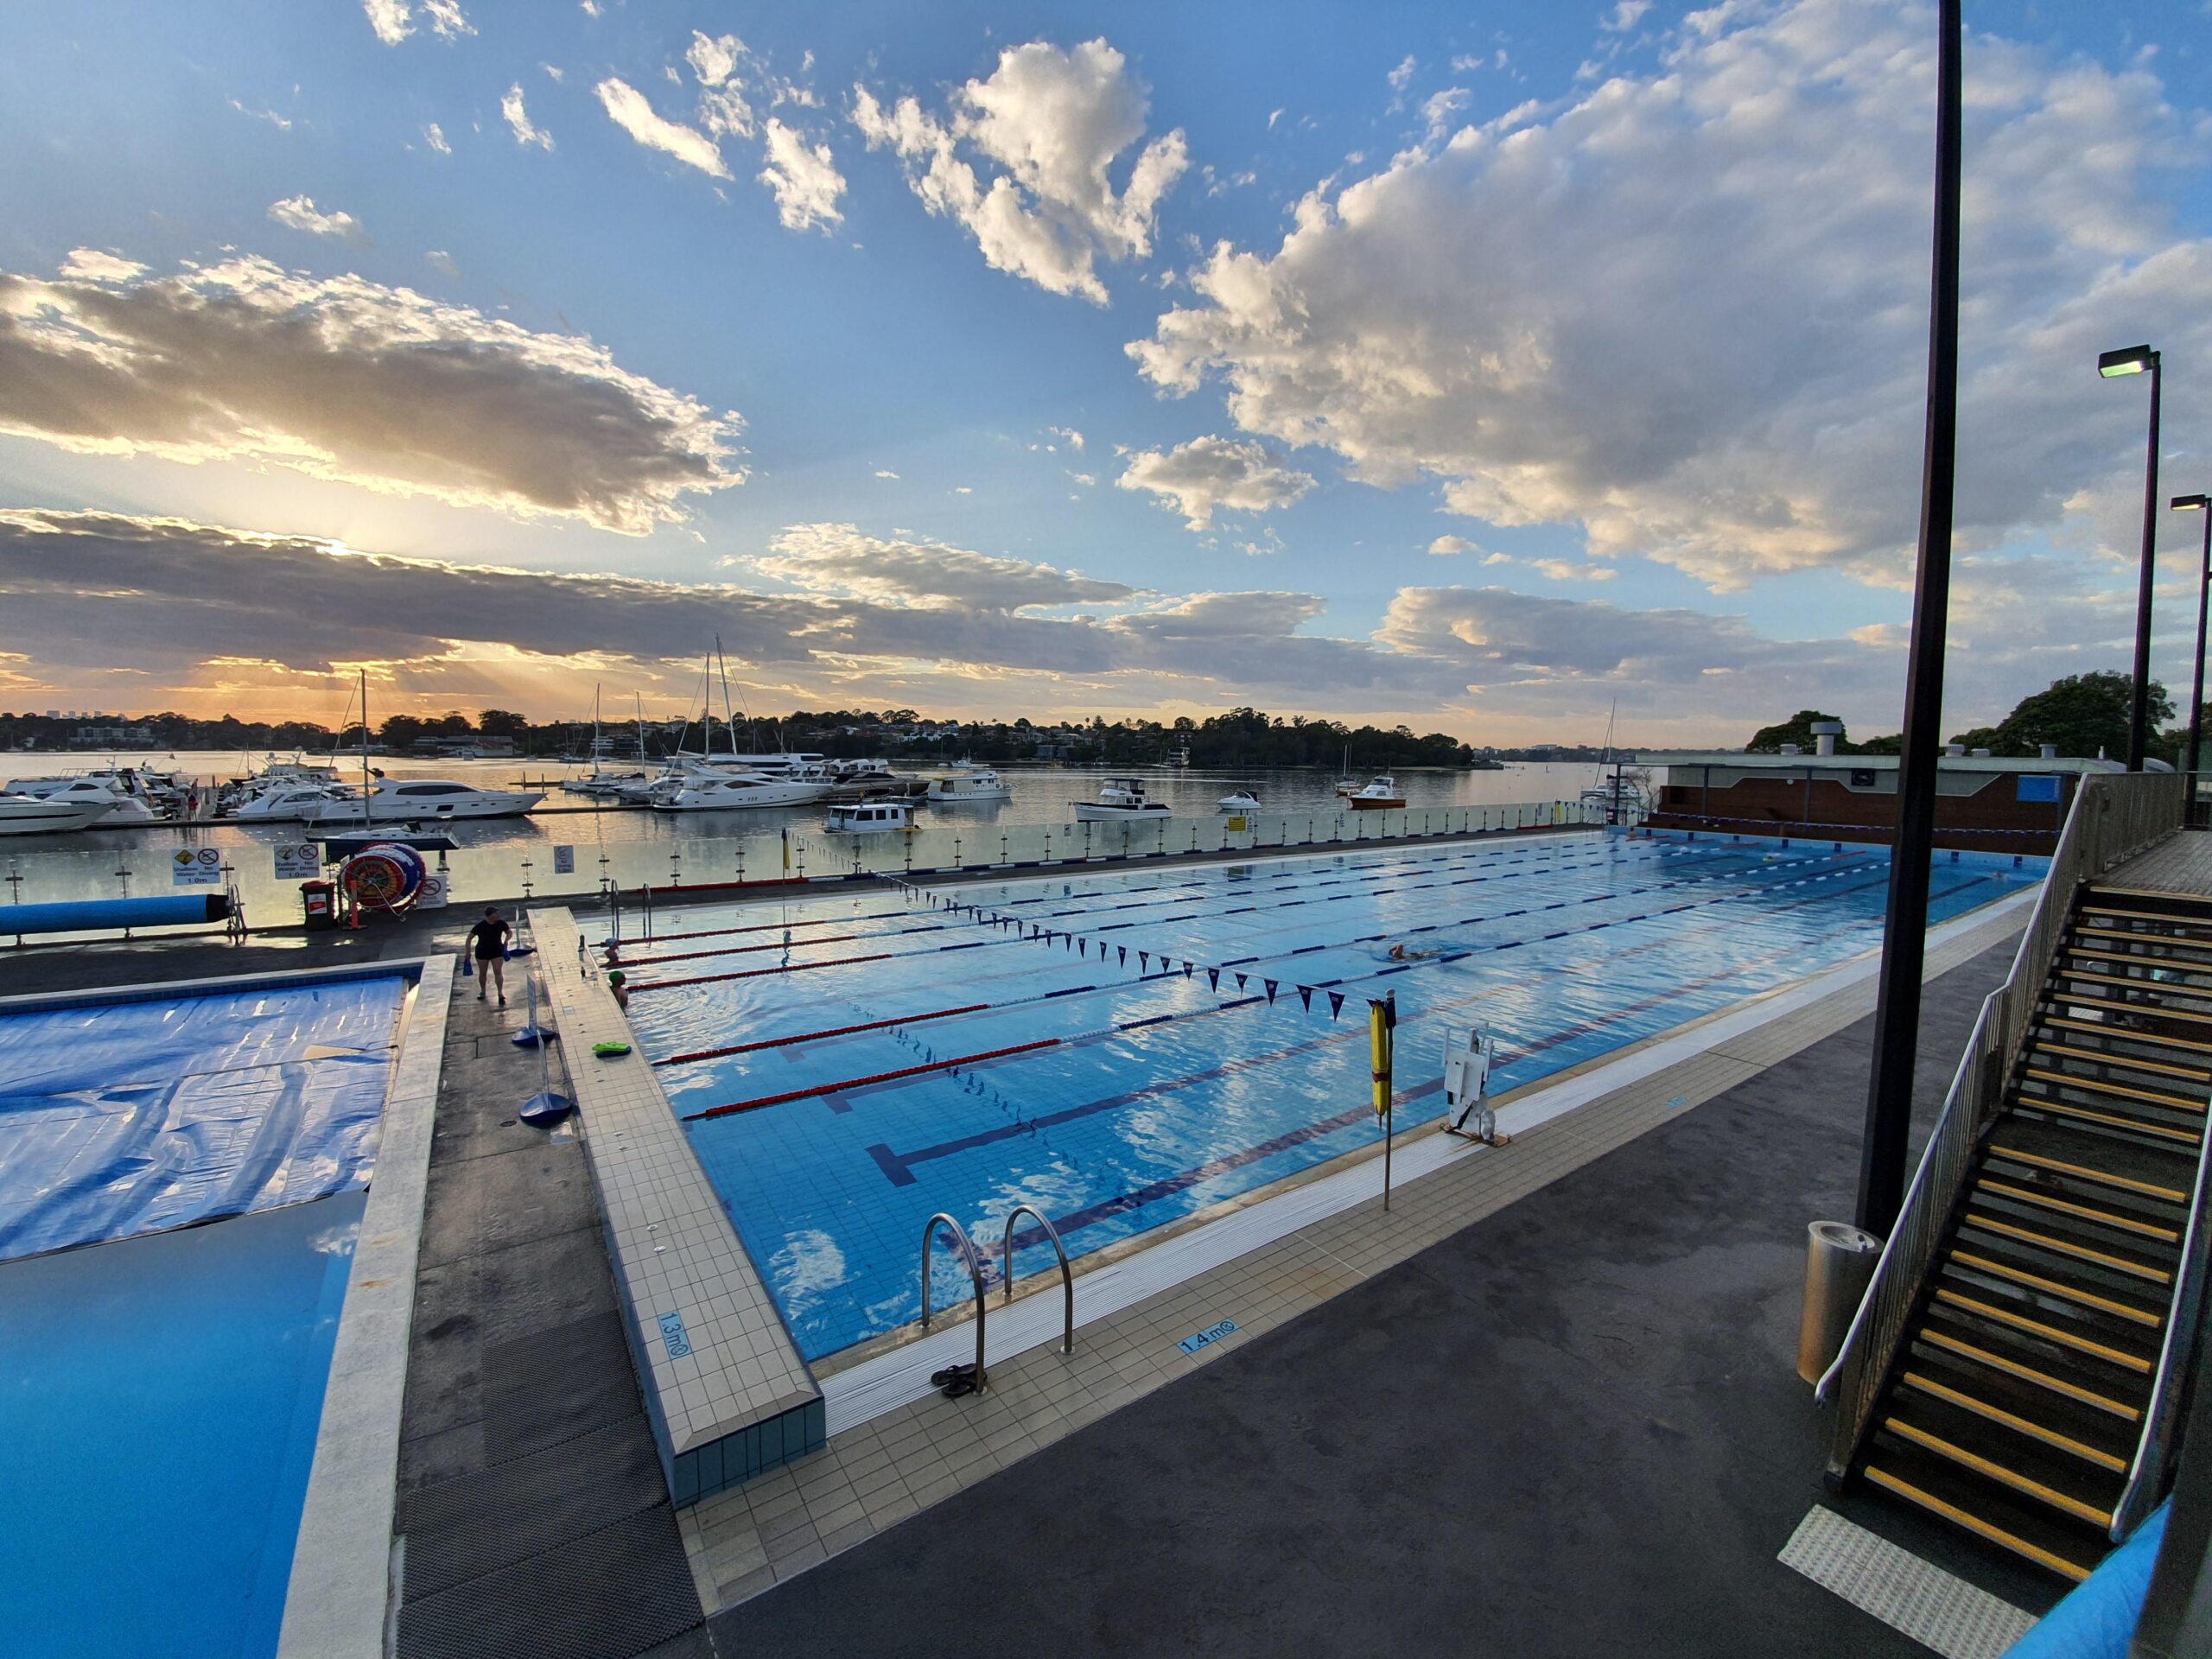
[1748,672,2201,765]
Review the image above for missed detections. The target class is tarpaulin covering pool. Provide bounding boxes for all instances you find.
[614,833,2037,1360]
[0,976,404,1262]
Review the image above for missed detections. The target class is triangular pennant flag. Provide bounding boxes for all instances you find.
[1118,946,1128,966]
[1328,991,1346,1020]
[1079,938,1088,957]
[1182,961,1194,978]
[1140,952,1150,970]
[1207,969,1220,991]
[1298,986,1314,1011]
[1236,973,1248,991]
[1264,979,1279,1003]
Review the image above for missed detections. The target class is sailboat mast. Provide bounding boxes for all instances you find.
[715,636,741,759]
[359,668,372,825]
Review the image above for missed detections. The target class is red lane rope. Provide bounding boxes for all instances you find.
[654,1003,990,1066]
[629,951,893,993]
[683,1037,1061,1120]
[615,931,868,968]
[624,912,895,945]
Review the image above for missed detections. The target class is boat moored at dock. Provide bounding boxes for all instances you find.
[1074,778,1173,821]
[1345,775,1407,810]
[824,799,916,833]
[927,764,1012,804]
[306,779,543,823]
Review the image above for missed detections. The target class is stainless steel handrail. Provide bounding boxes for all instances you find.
[1002,1204,1074,1356]
[1817,772,2186,1477]
[920,1211,987,1392]
[2113,1085,2212,1539]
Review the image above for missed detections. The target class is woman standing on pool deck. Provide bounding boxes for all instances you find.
[465,906,512,1005]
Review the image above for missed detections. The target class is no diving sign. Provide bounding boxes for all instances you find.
[273,842,320,880]
[171,847,223,887]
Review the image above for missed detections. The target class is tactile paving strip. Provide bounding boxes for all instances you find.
[1779,1506,2037,1659]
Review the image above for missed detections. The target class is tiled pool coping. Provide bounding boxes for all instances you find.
[275,956,453,1659]
[529,907,824,1510]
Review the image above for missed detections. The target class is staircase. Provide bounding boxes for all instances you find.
[1854,884,2211,1580]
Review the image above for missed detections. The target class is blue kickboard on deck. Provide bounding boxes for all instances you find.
[0,976,406,1262]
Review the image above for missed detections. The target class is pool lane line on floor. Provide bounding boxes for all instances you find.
[633,842,1877,1004]
[810,885,2038,1434]
[674,857,1997,1122]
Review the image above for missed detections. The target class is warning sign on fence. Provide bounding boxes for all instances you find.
[273,842,320,880]
[172,847,223,887]
[552,844,575,875]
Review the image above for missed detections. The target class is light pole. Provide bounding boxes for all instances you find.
[2176,493,2211,798]
[2100,343,2162,771]
[1857,0,1962,1240]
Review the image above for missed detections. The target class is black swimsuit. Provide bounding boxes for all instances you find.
[472,921,512,960]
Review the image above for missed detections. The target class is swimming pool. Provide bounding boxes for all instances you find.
[614,832,2038,1363]
[0,973,411,1658]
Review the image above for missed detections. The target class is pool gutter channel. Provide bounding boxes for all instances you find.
[276,955,454,1659]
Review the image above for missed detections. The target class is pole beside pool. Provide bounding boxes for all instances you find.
[1370,992,1395,1211]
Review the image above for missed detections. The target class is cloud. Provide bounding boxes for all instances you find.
[0,256,742,532]
[268,195,365,242]
[596,77,728,177]
[426,250,460,278]
[361,0,470,45]
[502,85,553,151]
[1602,1,1653,31]
[1421,87,1470,142]
[851,38,1187,304]
[873,468,899,480]
[1049,424,1085,450]
[1116,435,1316,530]
[423,121,451,155]
[1427,534,1478,556]
[1129,0,2212,593]
[750,522,1139,609]
[759,118,846,230]
[58,250,144,283]
[688,30,745,89]
[1529,558,1617,582]
[228,98,292,131]
[1388,55,1417,92]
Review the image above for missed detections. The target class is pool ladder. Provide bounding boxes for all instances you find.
[918,1204,1075,1398]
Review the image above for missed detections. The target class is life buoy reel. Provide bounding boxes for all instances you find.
[339,842,429,919]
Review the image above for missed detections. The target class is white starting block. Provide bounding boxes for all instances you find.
[1441,1025,1506,1144]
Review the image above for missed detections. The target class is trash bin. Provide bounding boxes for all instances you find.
[300,879,337,930]
[1797,1220,1881,1383]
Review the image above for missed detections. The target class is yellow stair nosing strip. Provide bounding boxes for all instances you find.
[2009,1095,2205,1146]
[2045,997,2212,1031]
[2024,1066,2209,1112]
[1931,1290,2156,1374]
[1984,1143,2191,1205]
[1922,1325,2145,1412]
[1948,1249,2166,1323]
[2079,902,2212,929]
[1974,1179,2181,1243]
[1900,1370,2129,1472]
[2024,1041,2211,1084]
[2037,1017,2212,1057]
[1881,1419,2115,1528]
[1959,1215,2173,1284]
[1861,1465,2094,1582]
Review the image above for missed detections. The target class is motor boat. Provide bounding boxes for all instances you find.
[6,775,163,823]
[232,783,359,823]
[1074,778,1173,821]
[306,779,543,823]
[1346,775,1407,810]
[824,800,916,833]
[928,765,1012,804]
[649,772,827,812]
[1217,790,1262,813]
[0,790,117,836]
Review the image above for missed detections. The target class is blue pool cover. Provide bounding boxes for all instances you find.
[616,833,2040,1359]
[0,976,405,1262]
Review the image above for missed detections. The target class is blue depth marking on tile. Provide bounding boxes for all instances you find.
[1179,1319,1239,1355]
[658,1312,693,1358]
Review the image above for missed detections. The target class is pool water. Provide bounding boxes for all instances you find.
[614,832,2037,1361]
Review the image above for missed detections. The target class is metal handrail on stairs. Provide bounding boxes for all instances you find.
[1817,771,2186,1479]
[1001,1204,1074,1356]
[920,1211,988,1393]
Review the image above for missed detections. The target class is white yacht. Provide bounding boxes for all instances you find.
[6,776,162,823]
[1346,775,1407,810]
[0,790,118,836]
[928,766,1012,804]
[824,800,915,833]
[306,779,543,823]
[233,783,359,823]
[1074,778,1173,821]
[649,772,826,812]
[1217,790,1262,814]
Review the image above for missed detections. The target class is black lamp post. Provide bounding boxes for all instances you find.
[2100,343,2162,771]
[1857,0,1962,1239]
[2177,493,2211,793]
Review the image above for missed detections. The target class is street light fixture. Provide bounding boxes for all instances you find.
[2177,493,2211,792]
[2100,343,2161,769]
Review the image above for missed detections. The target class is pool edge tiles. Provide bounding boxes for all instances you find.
[531,906,824,1510]
[276,955,453,1659]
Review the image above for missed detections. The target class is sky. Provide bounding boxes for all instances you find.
[2,0,2210,747]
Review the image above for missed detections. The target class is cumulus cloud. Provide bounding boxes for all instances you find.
[426,250,460,278]
[851,39,1187,304]
[1116,435,1316,530]
[688,30,745,90]
[1049,424,1084,450]
[597,77,728,177]
[361,0,470,45]
[750,522,1138,609]
[423,121,451,155]
[759,118,846,230]
[1427,534,1478,556]
[268,196,365,242]
[1603,1,1653,31]
[1130,0,2212,593]
[502,85,553,150]
[59,250,144,283]
[0,256,742,533]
